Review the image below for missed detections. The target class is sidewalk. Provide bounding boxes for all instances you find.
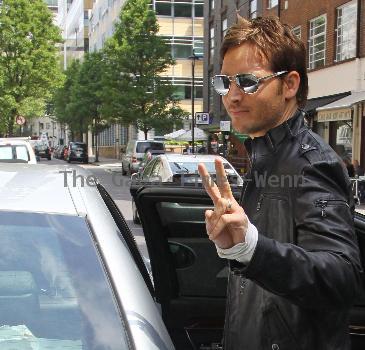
[88,155,122,168]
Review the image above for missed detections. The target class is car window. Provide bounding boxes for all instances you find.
[151,159,161,177]
[15,146,29,161]
[142,158,156,178]
[71,143,86,150]
[0,212,129,350]
[169,161,232,174]
[0,146,13,160]
[136,142,164,153]
[0,145,29,162]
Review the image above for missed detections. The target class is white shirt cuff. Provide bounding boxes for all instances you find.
[215,220,258,264]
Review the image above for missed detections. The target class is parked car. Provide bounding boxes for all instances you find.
[30,140,51,160]
[0,164,173,350]
[67,141,88,163]
[130,154,243,224]
[0,138,37,164]
[121,140,165,175]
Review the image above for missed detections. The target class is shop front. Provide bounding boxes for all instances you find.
[316,91,365,166]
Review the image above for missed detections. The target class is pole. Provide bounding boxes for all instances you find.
[191,55,195,154]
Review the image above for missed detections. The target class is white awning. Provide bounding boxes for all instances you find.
[317,90,365,111]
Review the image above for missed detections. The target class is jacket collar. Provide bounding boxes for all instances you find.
[244,109,306,158]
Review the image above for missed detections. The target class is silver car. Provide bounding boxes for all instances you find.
[0,164,173,350]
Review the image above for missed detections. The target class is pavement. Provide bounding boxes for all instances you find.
[87,156,123,170]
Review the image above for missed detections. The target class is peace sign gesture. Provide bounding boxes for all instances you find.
[198,158,248,249]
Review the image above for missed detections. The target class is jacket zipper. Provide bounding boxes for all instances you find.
[314,199,349,218]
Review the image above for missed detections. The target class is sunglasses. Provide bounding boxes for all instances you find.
[211,71,288,96]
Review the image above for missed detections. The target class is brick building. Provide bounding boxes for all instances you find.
[205,0,365,168]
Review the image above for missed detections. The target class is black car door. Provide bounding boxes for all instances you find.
[130,184,243,350]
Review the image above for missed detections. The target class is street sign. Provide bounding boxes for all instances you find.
[195,112,210,125]
[220,120,231,132]
[16,116,25,125]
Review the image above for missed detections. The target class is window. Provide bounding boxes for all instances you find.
[175,3,192,17]
[164,36,203,59]
[155,1,171,16]
[250,0,258,19]
[210,0,214,12]
[210,26,215,61]
[222,18,228,39]
[46,123,50,130]
[308,15,326,69]
[336,0,357,62]
[268,0,278,8]
[292,25,301,39]
[195,2,203,17]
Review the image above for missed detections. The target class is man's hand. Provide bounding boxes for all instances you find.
[198,158,248,249]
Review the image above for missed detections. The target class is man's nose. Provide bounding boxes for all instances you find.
[226,80,245,102]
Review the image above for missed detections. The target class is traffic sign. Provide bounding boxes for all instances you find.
[195,112,210,125]
[16,116,25,125]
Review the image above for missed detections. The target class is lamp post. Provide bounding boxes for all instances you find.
[188,49,202,154]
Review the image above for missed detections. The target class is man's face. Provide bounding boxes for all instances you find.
[221,43,287,137]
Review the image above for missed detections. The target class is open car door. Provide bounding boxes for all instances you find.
[131,183,243,350]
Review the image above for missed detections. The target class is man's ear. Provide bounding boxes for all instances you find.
[283,71,300,100]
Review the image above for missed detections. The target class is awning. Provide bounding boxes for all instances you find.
[317,90,365,111]
[304,92,351,113]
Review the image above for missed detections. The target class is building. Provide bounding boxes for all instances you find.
[88,0,205,158]
[205,0,365,168]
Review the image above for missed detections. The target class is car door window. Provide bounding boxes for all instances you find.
[142,159,156,179]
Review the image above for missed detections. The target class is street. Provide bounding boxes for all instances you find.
[41,157,149,261]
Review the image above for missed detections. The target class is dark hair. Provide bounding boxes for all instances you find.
[221,16,308,108]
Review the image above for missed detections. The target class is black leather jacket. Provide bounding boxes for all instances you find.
[224,110,362,350]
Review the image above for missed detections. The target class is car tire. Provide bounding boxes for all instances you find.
[132,199,140,224]
[122,164,127,176]
[67,158,71,163]
[48,156,51,160]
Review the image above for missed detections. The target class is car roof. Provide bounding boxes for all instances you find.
[0,139,30,146]
[0,164,92,215]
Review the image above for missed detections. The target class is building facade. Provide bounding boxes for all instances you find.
[205,0,365,168]
[89,0,205,158]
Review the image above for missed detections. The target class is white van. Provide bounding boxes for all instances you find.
[121,140,165,175]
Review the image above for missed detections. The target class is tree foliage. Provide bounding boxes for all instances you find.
[102,0,187,139]
[0,0,63,136]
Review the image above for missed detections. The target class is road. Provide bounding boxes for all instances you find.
[41,157,149,260]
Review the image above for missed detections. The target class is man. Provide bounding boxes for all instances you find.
[198,16,362,350]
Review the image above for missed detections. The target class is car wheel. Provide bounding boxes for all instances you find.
[83,159,88,164]
[67,158,71,163]
[122,164,127,176]
[47,156,51,160]
[132,199,140,224]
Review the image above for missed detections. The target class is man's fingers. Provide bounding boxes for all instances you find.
[215,158,233,200]
[198,162,221,204]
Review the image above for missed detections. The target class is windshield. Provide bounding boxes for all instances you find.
[70,143,86,150]
[0,212,129,350]
[136,142,164,153]
[0,145,29,163]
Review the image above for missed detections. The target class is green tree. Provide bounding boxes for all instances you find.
[102,0,187,140]
[0,0,63,136]
[53,59,81,139]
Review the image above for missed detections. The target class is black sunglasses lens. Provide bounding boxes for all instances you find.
[213,76,230,95]
[236,74,259,93]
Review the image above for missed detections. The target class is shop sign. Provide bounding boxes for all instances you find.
[220,121,231,132]
[317,108,352,122]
